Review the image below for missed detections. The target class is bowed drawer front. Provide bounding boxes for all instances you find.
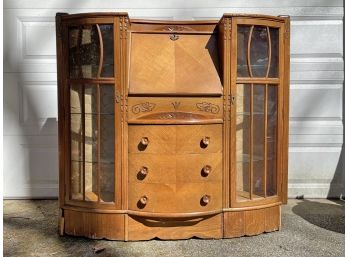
[128,124,223,213]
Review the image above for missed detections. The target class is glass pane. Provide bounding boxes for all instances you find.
[84,114,97,163]
[236,84,251,201]
[69,25,114,78]
[71,113,83,162]
[250,26,269,77]
[100,113,115,202]
[71,161,83,200]
[85,162,98,201]
[100,85,114,114]
[100,115,114,163]
[269,28,279,78]
[84,85,97,114]
[100,163,114,202]
[237,26,251,77]
[100,85,115,202]
[80,25,100,78]
[69,84,115,203]
[69,27,80,78]
[70,84,82,113]
[267,85,278,196]
[252,85,265,198]
[100,25,114,77]
[69,25,100,78]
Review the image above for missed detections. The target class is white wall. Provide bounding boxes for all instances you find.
[3,0,344,198]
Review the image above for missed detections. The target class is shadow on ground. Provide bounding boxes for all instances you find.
[292,199,344,234]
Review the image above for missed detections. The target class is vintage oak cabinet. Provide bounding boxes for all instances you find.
[55,12,290,240]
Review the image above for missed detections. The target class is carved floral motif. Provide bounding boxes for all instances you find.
[196,102,220,114]
[131,102,156,114]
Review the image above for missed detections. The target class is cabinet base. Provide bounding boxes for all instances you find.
[62,205,280,240]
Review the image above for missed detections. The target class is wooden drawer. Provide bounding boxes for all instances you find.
[128,124,222,154]
[176,153,222,182]
[128,153,176,184]
[128,125,176,154]
[128,153,222,184]
[128,182,222,213]
[176,124,222,154]
[128,97,223,123]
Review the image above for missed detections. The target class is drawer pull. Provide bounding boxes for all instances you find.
[201,194,211,206]
[139,166,149,176]
[141,137,149,146]
[201,136,210,148]
[137,166,149,180]
[201,165,212,177]
[139,195,148,205]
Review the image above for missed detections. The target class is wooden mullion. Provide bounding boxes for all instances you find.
[230,18,237,207]
[97,84,101,203]
[247,26,254,77]
[266,27,271,78]
[236,77,279,84]
[69,78,115,84]
[96,24,104,78]
[113,17,118,207]
[249,83,254,200]
[264,84,268,198]
[82,85,86,201]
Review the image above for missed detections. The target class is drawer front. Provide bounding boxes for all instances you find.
[128,182,222,213]
[128,153,176,184]
[129,124,222,154]
[128,97,223,122]
[176,124,222,154]
[129,153,222,184]
[129,125,176,154]
[176,153,222,182]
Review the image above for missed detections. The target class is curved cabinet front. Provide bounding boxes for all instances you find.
[56,12,290,241]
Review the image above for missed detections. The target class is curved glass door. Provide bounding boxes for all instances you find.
[67,21,117,205]
[233,18,284,204]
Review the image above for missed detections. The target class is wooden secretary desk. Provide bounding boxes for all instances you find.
[55,12,290,240]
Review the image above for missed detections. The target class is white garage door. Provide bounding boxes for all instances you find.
[3,0,344,198]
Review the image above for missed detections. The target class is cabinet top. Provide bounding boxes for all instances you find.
[56,12,288,23]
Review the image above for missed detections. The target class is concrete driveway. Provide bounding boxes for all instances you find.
[3,199,344,257]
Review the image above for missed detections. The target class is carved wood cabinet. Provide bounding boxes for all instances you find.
[55,12,290,240]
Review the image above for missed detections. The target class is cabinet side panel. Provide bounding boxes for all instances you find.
[265,205,280,232]
[281,17,290,204]
[56,13,68,207]
[64,210,125,240]
[223,211,245,237]
[223,205,280,238]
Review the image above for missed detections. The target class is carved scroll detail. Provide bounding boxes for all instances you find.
[196,102,220,114]
[131,102,156,114]
[163,25,194,32]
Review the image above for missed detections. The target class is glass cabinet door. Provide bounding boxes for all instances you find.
[66,22,118,205]
[70,84,115,203]
[233,19,284,204]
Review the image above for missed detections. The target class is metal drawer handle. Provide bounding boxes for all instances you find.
[139,195,148,205]
[201,136,210,148]
[201,194,211,205]
[202,165,212,177]
[139,166,148,176]
[141,137,149,146]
